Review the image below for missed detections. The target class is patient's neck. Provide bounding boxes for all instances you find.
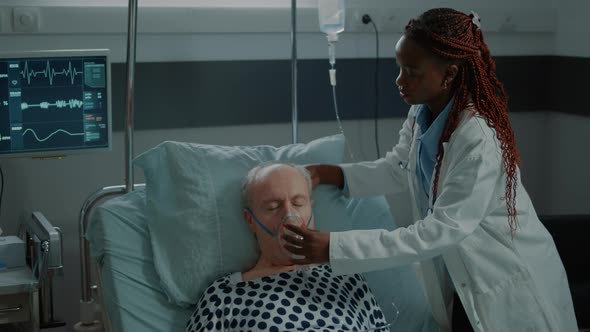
[242,256,297,282]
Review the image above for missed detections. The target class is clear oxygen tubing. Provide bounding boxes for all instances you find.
[327,36,355,161]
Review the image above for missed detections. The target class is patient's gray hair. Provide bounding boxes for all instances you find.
[242,162,312,208]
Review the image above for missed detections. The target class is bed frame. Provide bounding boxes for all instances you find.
[76,1,302,329]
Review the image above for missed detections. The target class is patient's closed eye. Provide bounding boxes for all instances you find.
[292,196,307,206]
[264,200,287,211]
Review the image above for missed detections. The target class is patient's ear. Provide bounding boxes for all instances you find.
[243,208,256,233]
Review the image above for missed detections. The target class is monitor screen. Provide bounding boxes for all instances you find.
[0,49,111,158]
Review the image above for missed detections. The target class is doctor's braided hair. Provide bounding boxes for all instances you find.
[405,8,521,234]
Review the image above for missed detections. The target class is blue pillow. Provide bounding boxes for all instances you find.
[135,134,348,306]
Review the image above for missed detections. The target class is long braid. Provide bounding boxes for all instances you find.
[406,8,521,234]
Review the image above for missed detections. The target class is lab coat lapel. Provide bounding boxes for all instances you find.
[406,120,422,220]
[428,142,449,211]
[407,120,452,331]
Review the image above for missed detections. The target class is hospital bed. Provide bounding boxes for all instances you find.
[78,1,439,331]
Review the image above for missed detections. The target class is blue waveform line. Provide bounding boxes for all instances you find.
[21,99,84,110]
[20,60,83,85]
[22,128,84,142]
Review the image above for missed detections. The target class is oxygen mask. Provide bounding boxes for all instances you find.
[278,214,306,260]
[246,208,313,261]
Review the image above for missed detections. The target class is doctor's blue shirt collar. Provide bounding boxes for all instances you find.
[415,97,454,204]
[415,99,453,138]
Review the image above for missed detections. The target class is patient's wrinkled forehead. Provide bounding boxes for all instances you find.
[252,164,310,203]
[255,164,291,179]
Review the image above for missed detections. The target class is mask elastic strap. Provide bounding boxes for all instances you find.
[246,208,276,237]
[306,212,313,227]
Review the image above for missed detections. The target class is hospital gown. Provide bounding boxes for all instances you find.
[186,264,390,331]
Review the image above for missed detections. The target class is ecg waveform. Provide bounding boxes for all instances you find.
[21,99,84,110]
[20,60,83,86]
[22,128,84,143]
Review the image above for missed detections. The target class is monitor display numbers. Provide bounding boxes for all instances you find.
[0,51,110,157]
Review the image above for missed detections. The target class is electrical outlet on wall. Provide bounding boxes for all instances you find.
[346,7,409,33]
[12,7,40,33]
[347,8,381,32]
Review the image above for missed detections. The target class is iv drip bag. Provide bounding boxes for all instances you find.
[318,0,345,41]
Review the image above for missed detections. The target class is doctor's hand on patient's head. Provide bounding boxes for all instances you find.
[305,164,345,189]
[282,224,330,265]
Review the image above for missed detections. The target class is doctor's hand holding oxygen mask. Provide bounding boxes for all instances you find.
[283,8,578,332]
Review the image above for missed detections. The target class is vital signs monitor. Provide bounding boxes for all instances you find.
[0,49,111,158]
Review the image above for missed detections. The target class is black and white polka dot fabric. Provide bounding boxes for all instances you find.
[186,264,389,332]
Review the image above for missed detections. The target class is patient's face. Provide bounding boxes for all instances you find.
[244,165,314,266]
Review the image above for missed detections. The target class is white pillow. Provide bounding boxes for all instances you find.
[135,134,349,306]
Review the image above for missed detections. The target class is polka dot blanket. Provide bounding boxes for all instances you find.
[186,264,390,331]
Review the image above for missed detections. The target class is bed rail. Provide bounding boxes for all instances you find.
[78,184,145,303]
[77,184,144,328]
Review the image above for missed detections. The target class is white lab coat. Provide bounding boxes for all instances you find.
[331,105,578,332]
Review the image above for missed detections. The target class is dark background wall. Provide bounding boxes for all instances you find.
[110,56,586,131]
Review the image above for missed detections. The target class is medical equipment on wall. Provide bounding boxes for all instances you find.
[318,0,354,160]
[18,211,65,329]
[0,49,112,160]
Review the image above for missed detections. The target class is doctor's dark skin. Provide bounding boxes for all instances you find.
[395,35,458,118]
[282,35,458,265]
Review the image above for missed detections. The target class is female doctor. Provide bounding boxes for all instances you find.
[282,8,578,332]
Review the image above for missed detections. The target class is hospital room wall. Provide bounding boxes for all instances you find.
[0,0,588,329]
[546,0,590,215]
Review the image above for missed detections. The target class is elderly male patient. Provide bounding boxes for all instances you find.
[186,162,390,332]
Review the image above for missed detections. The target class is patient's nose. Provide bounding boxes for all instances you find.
[282,201,293,212]
[280,203,299,219]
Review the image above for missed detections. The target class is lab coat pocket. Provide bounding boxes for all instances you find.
[457,230,521,294]
[474,269,549,331]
